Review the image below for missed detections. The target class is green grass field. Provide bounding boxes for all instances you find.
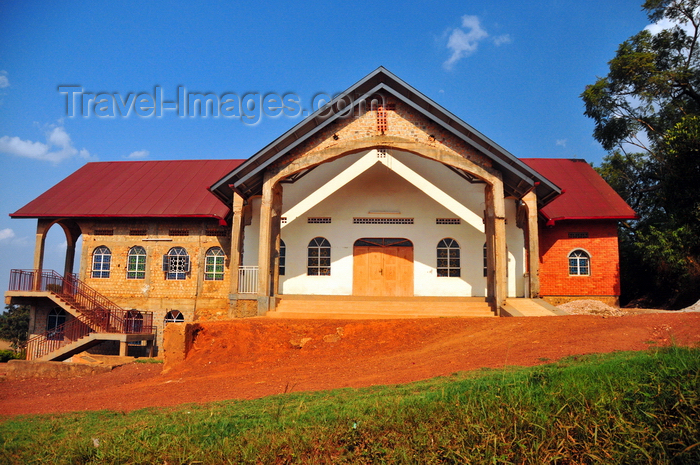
[1,346,698,464]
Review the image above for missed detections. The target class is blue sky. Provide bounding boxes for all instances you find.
[0,0,654,293]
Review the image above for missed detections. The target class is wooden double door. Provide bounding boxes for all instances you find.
[353,238,414,296]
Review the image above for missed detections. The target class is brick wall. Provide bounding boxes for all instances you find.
[77,218,232,332]
[538,221,621,305]
[272,97,493,173]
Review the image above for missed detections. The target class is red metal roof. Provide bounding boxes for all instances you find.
[521,158,637,223]
[10,159,244,221]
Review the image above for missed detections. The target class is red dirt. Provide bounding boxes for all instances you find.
[1,313,699,418]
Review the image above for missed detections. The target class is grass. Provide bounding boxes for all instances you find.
[0,346,698,464]
[133,358,163,364]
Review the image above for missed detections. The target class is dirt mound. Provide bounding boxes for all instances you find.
[558,299,625,316]
[1,313,699,417]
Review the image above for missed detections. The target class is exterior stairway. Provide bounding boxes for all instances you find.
[268,295,495,319]
[7,269,155,361]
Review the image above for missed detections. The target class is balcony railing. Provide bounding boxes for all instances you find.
[238,266,258,294]
[9,269,156,359]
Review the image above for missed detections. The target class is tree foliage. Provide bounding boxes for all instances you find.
[582,0,700,307]
[0,305,30,352]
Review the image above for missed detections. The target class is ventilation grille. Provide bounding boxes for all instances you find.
[308,217,331,224]
[281,217,288,224]
[353,217,414,225]
[205,228,228,237]
[169,229,189,236]
[568,232,589,239]
[93,229,113,236]
[129,229,147,236]
[436,218,461,225]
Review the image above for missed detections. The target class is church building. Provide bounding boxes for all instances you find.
[5,68,636,359]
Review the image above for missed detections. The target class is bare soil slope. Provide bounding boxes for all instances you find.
[1,313,699,417]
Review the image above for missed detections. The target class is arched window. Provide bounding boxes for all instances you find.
[437,238,460,277]
[47,308,67,340]
[204,247,225,281]
[308,237,331,276]
[569,249,590,276]
[124,310,144,333]
[127,246,147,279]
[164,310,185,324]
[279,239,286,276]
[163,247,190,280]
[91,246,111,278]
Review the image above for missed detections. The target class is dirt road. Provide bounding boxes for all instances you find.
[1,313,698,417]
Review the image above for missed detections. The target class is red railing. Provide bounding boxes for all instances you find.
[10,269,155,360]
[25,317,92,361]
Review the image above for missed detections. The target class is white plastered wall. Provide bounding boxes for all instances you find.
[241,149,525,297]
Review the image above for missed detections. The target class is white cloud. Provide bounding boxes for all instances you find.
[443,15,511,70]
[0,228,15,241]
[493,34,512,46]
[444,15,489,70]
[126,149,149,159]
[0,71,9,89]
[0,124,95,163]
[645,15,694,35]
[556,139,567,147]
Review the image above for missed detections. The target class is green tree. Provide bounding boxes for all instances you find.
[582,0,700,307]
[0,305,30,352]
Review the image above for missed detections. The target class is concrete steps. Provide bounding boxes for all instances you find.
[268,295,495,319]
[36,334,103,362]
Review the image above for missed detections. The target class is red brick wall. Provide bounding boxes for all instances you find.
[538,221,621,302]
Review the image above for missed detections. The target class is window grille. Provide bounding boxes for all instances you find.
[93,229,113,236]
[169,229,189,236]
[47,308,67,340]
[281,217,288,224]
[91,246,111,278]
[204,247,225,281]
[308,217,331,224]
[436,218,461,225]
[163,247,190,280]
[279,240,286,276]
[353,217,414,225]
[569,250,590,276]
[129,229,147,236]
[376,103,387,133]
[437,238,461,277]
[308,237,331,276]
[568,232,589,239]
[164,310,185,324]
[127,246,146,279]
[377,148,388,158]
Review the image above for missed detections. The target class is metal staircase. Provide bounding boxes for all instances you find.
[8,269,155,361]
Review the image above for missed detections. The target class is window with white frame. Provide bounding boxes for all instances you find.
[47,308,67,340]
[568,249,590,276]
[437,238,461,277]
[127,246,147,279]
[163,247,190,280]
[308,237,331,276]
[204,247,225,281]
[279,240,286,276]
[164,310,185,324]
[92,246,111,278]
